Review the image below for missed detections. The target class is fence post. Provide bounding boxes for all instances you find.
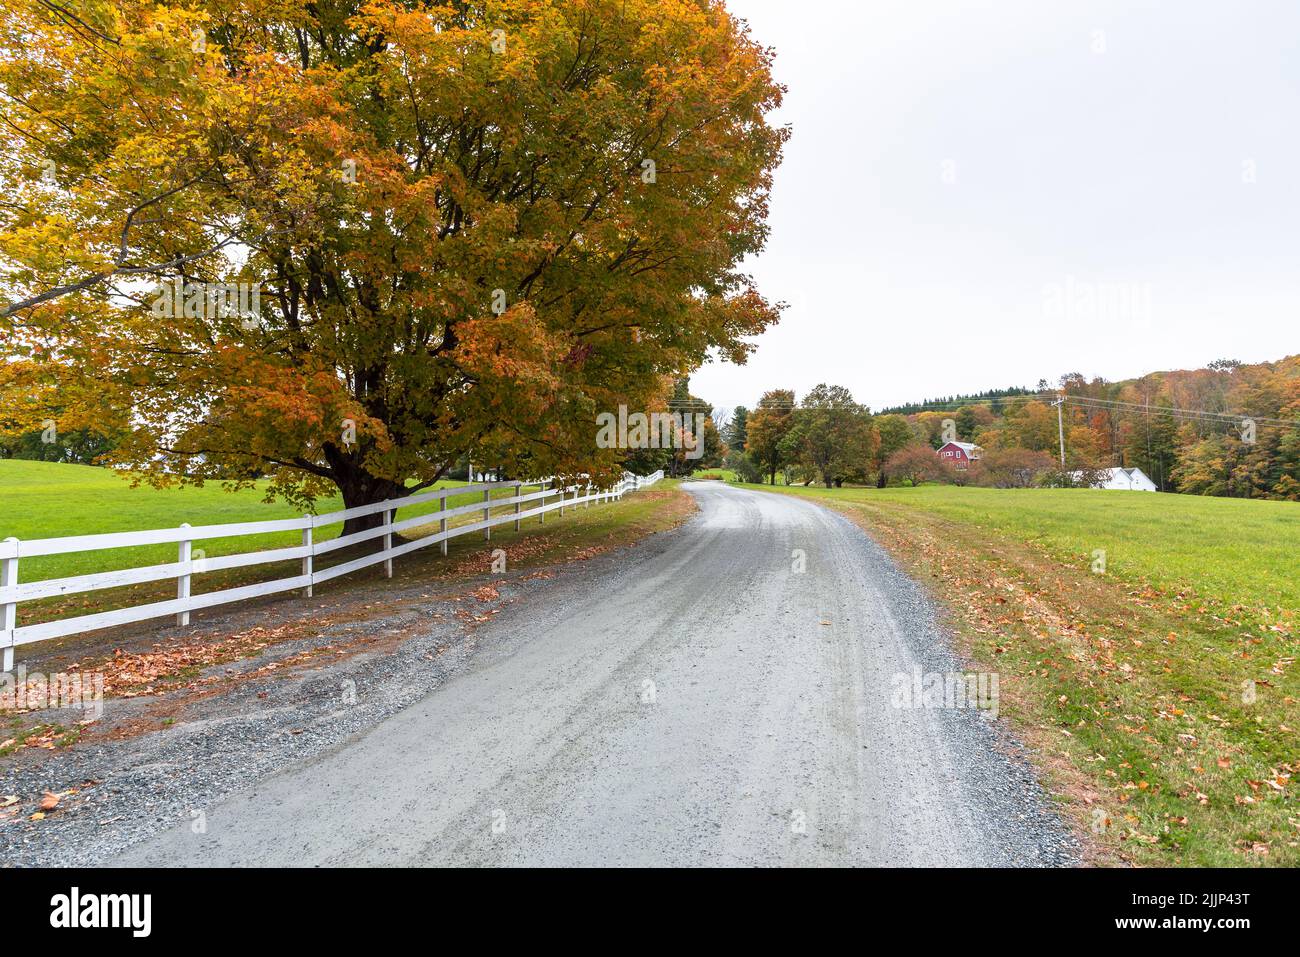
[514,482,522,531]
[383,506,394,578]
[559,484,565,517]
[439,489,448,556]
[302,515,314,598]
[177,524,192,626]
[483,488,492,541]
[540,481,547,524]
[2,538,17,673]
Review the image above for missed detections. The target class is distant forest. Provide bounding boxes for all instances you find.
[880,386,1037,417]
[712,355,1300,499]
[897,356,1300,497]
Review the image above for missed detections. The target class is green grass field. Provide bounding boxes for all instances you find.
[0,460,649,631]
[744,481,1299,866]
[743,483,1299,612]
[0,459,538,583]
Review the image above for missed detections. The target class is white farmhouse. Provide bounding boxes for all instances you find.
[1071,467,1159,491]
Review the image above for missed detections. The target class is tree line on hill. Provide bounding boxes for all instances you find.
[689,355,1300,499]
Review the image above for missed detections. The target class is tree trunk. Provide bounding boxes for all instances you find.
[336,471,406,537]
[320,442,409,538]
[876,471,887,488]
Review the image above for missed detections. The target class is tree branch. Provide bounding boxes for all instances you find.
[2,237,238,319]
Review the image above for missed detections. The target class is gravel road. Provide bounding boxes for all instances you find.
[113,481,1076,867]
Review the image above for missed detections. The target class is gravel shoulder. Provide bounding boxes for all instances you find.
[19,480,1083,868]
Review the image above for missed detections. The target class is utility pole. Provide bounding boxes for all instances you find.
[1144,394,1152,487]
[1051,395,1066,467]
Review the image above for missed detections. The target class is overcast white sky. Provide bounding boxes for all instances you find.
[693,0,1300,411]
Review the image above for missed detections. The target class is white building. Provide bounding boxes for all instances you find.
[1071,467,1159,491]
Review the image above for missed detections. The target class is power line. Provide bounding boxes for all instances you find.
[1064,395,1300,430]
[1063,395,1296,426]
[658,392,1299,432]
[664,393,1059,414]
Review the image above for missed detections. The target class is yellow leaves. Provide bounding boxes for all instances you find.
[451,301,563,394]
[4,0,786,501]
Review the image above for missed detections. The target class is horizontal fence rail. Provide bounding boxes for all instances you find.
[0,470,664,668]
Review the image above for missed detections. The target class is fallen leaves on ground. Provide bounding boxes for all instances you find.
[83,624,300,698]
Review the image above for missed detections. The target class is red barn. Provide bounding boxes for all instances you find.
[936,441,983,471]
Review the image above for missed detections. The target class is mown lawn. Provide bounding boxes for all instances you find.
[749,484,1298,612]
[0,460,647,628]
[0,459,538,583]
[745,481,1299,867]
[691,468,737,482]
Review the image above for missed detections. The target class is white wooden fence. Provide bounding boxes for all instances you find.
[0,470,665,669]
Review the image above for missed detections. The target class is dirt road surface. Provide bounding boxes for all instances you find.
[114,481,1075,866]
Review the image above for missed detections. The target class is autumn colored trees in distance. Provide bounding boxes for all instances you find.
[0,1,786,527]
[709,355,1300,499]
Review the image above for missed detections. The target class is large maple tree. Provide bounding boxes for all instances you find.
[0,0,785,526]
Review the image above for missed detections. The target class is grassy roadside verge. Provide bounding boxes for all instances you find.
[741,482,1298,867]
